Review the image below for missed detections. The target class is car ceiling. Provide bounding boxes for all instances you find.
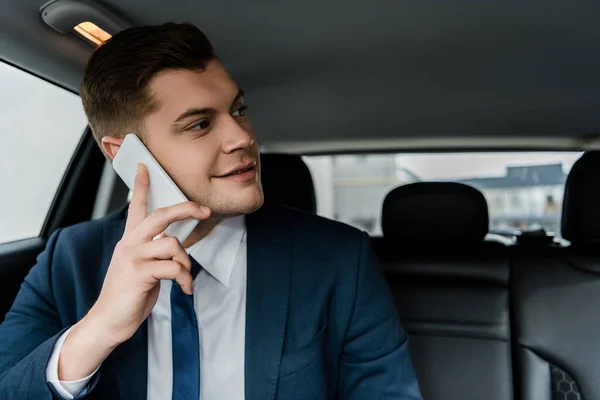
[2,0,600,152]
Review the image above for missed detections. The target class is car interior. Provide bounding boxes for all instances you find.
[3,1,600,399]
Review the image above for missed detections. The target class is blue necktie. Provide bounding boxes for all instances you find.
[171,256,202,400]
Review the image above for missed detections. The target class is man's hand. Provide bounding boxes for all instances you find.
[58,163,210,381]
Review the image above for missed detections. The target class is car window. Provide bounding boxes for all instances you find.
[303,152,583,238]
[0,62,87,244]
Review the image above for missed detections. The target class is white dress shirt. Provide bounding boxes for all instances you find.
[46,215,247,400]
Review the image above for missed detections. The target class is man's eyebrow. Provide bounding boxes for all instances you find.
[172,89,245,125]
[173,107,214,124]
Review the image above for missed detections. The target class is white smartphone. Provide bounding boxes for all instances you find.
[112,133,199,243]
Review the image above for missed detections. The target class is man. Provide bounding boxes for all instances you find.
[0,23,421,400]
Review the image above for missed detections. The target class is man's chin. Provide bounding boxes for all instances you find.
[233,196,264,216]
[207,192,264,218]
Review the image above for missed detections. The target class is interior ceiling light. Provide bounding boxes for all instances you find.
[40,0,130,47]
[74,21,111,45]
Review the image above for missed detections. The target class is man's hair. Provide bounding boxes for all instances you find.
[80,23,218,151]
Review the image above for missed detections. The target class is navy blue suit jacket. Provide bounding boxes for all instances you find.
[0,205,421,399]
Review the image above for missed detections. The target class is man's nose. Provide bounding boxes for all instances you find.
[222,116,253,153]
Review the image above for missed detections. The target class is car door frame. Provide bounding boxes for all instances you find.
[0,126,105,320]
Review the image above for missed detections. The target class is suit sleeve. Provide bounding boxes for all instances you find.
[46,327,99,398]
[0,229,100,399]
[338,232,423,400]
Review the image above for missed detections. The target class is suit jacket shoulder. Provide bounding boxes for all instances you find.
[262,204,367,252]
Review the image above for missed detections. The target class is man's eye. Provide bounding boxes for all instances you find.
[232,106,248,117]
[189,120,210,131]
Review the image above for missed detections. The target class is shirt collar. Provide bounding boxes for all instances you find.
[186,215,246,287]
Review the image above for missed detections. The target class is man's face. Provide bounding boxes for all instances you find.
[141,61,263,217]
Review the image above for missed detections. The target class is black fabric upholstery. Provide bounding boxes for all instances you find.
[382,182,488,244]
[562,151,600,245]
[259,153,316,213]
[377,182,512,400]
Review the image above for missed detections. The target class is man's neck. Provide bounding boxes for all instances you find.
[181,217,222,249]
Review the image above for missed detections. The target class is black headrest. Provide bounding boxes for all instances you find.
[382,182,489,244]
[260,153,316,213]
[561,152,600,244]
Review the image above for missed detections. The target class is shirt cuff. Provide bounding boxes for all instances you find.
[46,327,100,399]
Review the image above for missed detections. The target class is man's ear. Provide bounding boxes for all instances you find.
[101,136,125,161]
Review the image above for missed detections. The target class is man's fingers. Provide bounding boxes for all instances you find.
[144,260,194,295]
[129,201,211,243]
[125,163,150,235]
[135,236,192,273]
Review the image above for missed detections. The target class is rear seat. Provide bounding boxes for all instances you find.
[262,152,600,399]
[375,182,513,400]
[512,151,600,399]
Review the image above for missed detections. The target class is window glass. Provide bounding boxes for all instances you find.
[0,62,87,243]
[303,152,582,237]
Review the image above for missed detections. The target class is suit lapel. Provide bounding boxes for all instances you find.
[245,206,293,400]
[103,209,149,400]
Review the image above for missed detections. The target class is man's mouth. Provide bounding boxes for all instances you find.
[215,162,257,181]
[224,165,254,176]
